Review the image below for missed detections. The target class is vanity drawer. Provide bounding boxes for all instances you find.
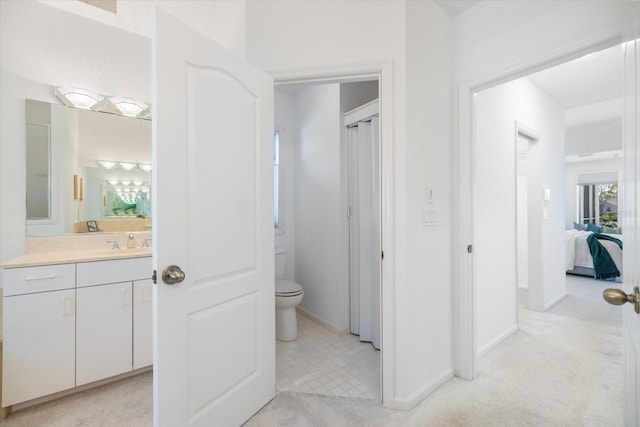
[2,264,76,296]
[76,257,152,287]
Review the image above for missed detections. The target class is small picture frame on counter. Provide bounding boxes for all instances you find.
[86,220,99,232]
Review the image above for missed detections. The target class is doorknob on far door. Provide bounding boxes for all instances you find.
[603,286,640,313]
[162,265,186,285]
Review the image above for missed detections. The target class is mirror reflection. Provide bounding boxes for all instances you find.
[26,99,151,236]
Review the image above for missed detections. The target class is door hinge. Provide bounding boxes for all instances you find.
[467,245,473,254]
[152,269,157,284]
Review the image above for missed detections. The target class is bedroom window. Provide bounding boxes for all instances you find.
[577,182,618,227]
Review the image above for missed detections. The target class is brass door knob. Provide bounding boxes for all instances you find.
[603,286,640,313]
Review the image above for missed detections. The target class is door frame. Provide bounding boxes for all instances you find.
[456,28,627,379]
[270,61,393,406]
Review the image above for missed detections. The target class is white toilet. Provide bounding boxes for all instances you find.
[275,247,304,341]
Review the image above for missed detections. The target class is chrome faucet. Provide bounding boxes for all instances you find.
[106,240,120,250]
[127,233,136,249]
[141,239,152,248]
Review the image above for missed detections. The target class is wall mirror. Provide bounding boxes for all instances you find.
[26,99,151,236]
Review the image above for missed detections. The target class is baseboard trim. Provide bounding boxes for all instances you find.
[12,366,152,411]
[544,291,568,311]
[391,368,454,411]
[477,324,518,359]
[296,306,350,336]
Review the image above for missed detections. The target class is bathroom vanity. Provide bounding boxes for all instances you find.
[0,248,152,408]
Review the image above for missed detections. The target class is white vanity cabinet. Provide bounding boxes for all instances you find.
[2,264,76,407]
[133,279,153,369]
[1,256,152,407]
[76,258,151,386]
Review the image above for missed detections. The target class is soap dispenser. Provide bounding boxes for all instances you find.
[128,233,135,249]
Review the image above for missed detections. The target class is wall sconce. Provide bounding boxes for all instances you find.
[73,174,84,200]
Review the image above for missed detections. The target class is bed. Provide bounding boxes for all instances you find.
[565,229,623,280]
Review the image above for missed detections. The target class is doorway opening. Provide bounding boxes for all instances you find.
[273,77,382,401]
[471,41,625,418]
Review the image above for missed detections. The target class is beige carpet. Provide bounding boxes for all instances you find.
[0,275,622,426]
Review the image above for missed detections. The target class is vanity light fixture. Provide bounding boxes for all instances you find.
[133,181,143,187]
[138,164,152,173]
[55,87,151,120]
[120,180,132,186]
[107,179,120,186]
[136,105,151,120]
[55,87,103,110]
[110,97,149,118]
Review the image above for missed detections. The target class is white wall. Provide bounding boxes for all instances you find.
[293,83,346,329]
[564,157,623,229]
[248,0,455,408]
[565,119,622,156]
[40,0,246,60]
[403,0,454,399]
[474,77,566,355]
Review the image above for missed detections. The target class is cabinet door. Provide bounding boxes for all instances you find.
[2,289,76,406]
[133,279,153,369]
[76,282,133,386]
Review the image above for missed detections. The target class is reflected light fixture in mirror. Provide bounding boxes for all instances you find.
[97,160,153,172]
[97,160,117,169]
[119,162,137,171]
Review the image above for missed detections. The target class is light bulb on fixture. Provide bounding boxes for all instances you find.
[107,179,120,186]
[139,164,152,173]
[118,162,137,171]
[109,97,149,117]
[55,87,103,110]
[97,160,117,169]
[133,181,143,187]
[120,180,131,186]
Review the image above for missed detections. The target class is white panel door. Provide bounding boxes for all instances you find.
[153,9,274,427]
[621,26,640,426]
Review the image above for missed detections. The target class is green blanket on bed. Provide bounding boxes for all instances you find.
[586,233,622,280]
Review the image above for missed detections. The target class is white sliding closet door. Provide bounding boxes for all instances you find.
[346,100,380,350]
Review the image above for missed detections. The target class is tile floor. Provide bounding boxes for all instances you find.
[276,312,380,401]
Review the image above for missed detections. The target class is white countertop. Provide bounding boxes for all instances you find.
[1,248,152,269]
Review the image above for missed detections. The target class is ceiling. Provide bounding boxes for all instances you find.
[527,43,624,128]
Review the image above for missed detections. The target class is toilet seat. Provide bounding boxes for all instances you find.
[276,280,303,297]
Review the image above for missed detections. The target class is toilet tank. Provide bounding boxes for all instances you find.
[275,247,286,279]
